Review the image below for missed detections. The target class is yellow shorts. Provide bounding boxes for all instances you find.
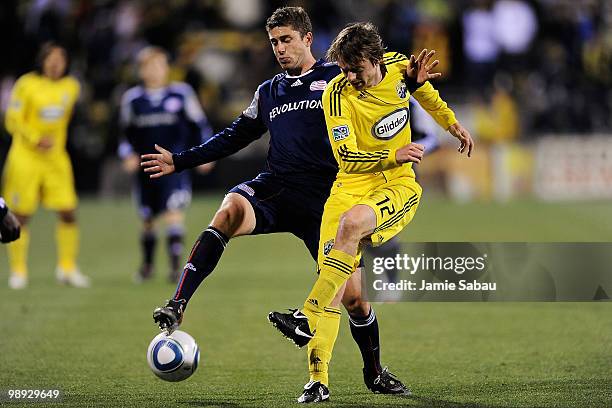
[317,177,422,265]
[2,149,78,215]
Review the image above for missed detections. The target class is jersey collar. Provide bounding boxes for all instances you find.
[284,59,326,79]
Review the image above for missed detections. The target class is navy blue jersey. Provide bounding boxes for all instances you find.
[119,82,212,217]
[119,82,213,158]
[173,60,341,185]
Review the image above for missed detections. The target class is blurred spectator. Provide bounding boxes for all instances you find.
[473,74,520,143]
[462,0,499,87]
[493,0,537,57]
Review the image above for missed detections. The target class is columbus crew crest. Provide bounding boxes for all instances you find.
[396,80,407,99]
[323,239,334,256]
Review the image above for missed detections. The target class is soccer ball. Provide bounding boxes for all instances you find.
[147,330,200,382]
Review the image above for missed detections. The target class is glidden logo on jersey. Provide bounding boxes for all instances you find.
[371,108,410,140]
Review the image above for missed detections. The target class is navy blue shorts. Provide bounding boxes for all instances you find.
[229,172,332,261]
[135,173,191,219]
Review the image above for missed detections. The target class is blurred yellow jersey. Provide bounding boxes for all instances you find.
[5,72,80,155]
[2,72,80,214]
[322,52,457,193]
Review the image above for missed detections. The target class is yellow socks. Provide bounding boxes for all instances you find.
[307,306,341,386]
[57,221,79,272]
[6,222,79,277]
[303,249,355,331]
[7,227,29,276]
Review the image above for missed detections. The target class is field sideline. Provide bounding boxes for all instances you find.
[0,194,610,407]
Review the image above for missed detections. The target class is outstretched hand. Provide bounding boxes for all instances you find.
[141,144,175,178]
[406,49,442,85]
[448,122,474,157]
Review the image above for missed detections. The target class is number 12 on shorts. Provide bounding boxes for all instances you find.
[376,196,395,217]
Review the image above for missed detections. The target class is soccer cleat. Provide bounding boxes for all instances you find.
[56,268,91,288]
[297,380,330,403]
[267,309,314,348]
[364,367,411,395]
[153,298,186,333]
[8,274,27,290]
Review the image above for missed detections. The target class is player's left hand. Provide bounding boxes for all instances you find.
[406,49,441,85]
[448,122,474,157]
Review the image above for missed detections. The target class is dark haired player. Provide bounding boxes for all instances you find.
[119,46,213,283]
[142,7,409,403]
[3,42,89,289]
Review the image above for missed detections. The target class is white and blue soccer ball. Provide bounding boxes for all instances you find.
[147,330,200,382]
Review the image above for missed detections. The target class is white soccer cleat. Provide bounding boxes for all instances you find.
[8,274,27,289]
[56,268,91,288]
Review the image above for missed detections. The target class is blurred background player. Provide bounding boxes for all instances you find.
[0,197,21,244]
[3,42,89,289]
[119,46,214,283]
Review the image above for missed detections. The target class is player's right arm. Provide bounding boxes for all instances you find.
[141,86,268,178]
[4,74,44,148]
[405,49,474,156]
[322,81,423,174]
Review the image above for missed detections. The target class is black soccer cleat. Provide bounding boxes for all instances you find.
[153,298,186,333]
[267,309,314,348]
[297,381,330,403]
[364,367,411,395]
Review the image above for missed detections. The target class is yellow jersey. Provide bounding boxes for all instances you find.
[322,52,457,192]
[5,72,80,156]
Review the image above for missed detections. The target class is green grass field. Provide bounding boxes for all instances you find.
[1,194,611,407]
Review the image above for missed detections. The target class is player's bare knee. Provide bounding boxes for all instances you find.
[212,198,246,236]
[338,206,373,241]
[353,300,371,318]
[342,293,369,317]
[211,205,241,232]
[342,293,360,312]
[337,214,360,241]
[164,210,184,226]
[59,210,76,223]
